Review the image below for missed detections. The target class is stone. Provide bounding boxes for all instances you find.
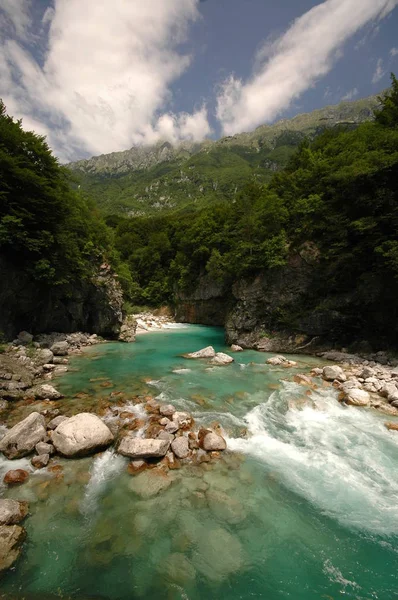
[212,352,234,365]
[127,459,146,475]
[4,470,29,485]
[159,404,176,418]
[158,552,196,586]
[361,366,375,379]
[35,441,54,455]
[186,346,216,359]
[50,341,69,356]
[322,365,346,382]
[53,357,68,365]
[118,437,170,458]
[129,469,173,498]
[159,417,170,426]
[47,415,68,430]
[310,367,323,376]
[32,384,63,400]
[52,413,114,457]
[171,436,190,459]
[0,500,28,525]
[0,412,46,459]
[31,453,50,468]
[17,331,33,345]
[0,525,26,573]
[342,388,370,407]
[385,422,398,431]
[293,374,313,386]
[157,431,175,442]
[231,345,243,352]
[207,490,246,524]
[172,412,193,430]
[165,422,179,434]
[192,527,243,583]
[266,355,288,366]
[188,432,199,450]
[202,432,227,452]
[34,349,54,366]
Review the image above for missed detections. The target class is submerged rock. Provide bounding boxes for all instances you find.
[158,552,196,586]
[186,346,216,359]
[0,412,46,459]
[129,469,173,498]
[52,413,114,457]
[0,524,26,573]
[0,500,28,525]
[118,437,170,458]
[192,526,244,582]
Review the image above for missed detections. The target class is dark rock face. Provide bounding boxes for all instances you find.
[0,257,123,340]
[174,275,229,326]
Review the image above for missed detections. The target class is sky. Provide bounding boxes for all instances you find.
[0,0,397,163]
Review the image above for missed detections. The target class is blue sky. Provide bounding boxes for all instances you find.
[0,0,397,162]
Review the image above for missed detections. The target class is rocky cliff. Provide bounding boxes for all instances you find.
[0,258,123,341]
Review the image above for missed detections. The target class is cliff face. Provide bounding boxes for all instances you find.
[175,252,357,353]
[0,258,123,340]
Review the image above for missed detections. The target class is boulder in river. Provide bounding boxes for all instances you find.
[35,441,54,455]
[172,412,193,430]
[159,404,176,418]
[385,422,398,431]
[118,436,170,458]
[202,432,227,452]
[231,345,243,352]
[341,388,370,407]
[322,365,347,382]
[186,346,216,359]
[171,436,190,459]
[0,412,46,459]
[32,384,63,400]
[3,470,29,485]
[0,500,28,525]
[31,453,50,468]
[212,353,234,365]
[0,525,26,573]
[266,355,287,366]
[52,413,114,457]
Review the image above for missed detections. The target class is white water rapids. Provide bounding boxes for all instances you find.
[227,381,398,535]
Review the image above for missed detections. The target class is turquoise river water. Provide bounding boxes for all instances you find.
[1,325,398,599]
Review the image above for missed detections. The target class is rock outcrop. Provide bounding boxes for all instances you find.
[0,525,26,573]
[0,500,28,525]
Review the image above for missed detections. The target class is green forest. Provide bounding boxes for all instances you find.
[1,76,398,344]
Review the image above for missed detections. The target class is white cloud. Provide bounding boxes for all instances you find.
[0,0,31,38]
[0,0,211,162]
[372,58,386,84]
[216,0,398,136]
[391,47,398,57]
[342,88,358,101]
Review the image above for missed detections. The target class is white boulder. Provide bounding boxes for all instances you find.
[118,437,170,458]
[322,365,347,382]
[0,412,46,459]
[186,346,216,359]
[52,413,114,457]
[212,353,234,365]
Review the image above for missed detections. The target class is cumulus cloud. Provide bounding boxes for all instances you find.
[391,47,398,57]
[216,0,398,136]
[342,88,358,101]
[0,0,211,162]
[372,58,386,84]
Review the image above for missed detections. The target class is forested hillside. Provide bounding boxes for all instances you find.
[106,77,398,347]
[69,95,379,216]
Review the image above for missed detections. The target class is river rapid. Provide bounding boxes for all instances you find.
[1,325,398,600]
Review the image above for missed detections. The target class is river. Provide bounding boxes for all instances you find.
[1,325,397,599]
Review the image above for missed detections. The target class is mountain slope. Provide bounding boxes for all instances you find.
[69,94,380,215]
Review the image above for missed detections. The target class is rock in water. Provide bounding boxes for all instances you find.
[322,365,347,382]
[35,441,54,455]
[32,384,63,400]
[129,470,172,498]
[186,346,216,359]
[52,413,114,457]
[202,432,227,451]
[171,436,190,459]
[3,470,29,485]
[0,412,46,459]
[341,388,370,407]
[0,500,28,525]
[47,415,68,430]
[192,526,243,582]
[212,353,234,365]
[159,404,176,418]
[31,454,50,468]
[0,525,26,573]
[118,437,170,458]
[266,355,287,366]
[231,345,243,352]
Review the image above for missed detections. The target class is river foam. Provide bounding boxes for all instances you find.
[227,382,398,535]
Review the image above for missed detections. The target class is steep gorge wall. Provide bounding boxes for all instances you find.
[0,257,123,340]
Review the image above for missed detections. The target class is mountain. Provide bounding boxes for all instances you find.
[69,94,380,216]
